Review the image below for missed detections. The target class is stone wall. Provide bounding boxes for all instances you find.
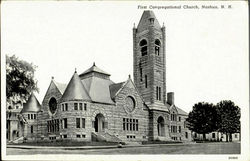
[179,115,192,142]
[169,107,192,142]
[148,110,170,141]
[111,79,149,142]
[22,113,39,140]
[133,26,166,105]
[37,80,63,139]
[37,78,150,142]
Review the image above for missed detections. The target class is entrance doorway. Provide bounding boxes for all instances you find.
[94,113,105,132]
[157,116,165,136]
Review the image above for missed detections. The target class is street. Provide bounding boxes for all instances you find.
[6,142,240,155]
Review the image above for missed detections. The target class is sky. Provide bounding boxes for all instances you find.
[2,1,249,114]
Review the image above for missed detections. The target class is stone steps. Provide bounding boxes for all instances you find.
[91,132,122,143]
[12,136,24,144]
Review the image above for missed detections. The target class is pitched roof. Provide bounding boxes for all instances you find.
[79,63,110,77]
[81,76,114,104]
[109,82,125,99]
[61,72,91,102]
[175,106,188,116]
[137,10,161,32]
[21,93,41,113]
[53,80,67,94]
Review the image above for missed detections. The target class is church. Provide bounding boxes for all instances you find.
[7,10,192,143]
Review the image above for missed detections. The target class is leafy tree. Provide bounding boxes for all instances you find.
[216,100,240,142]
[6,55,39,103]
[186,102,218,140]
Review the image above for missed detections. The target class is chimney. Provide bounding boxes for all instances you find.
[167,92,174,105]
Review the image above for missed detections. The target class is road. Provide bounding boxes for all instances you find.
[6,142,240,155]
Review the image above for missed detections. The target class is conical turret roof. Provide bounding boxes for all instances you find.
[21,93,41,113]
[61,71,91,102]
[137,10,161,32]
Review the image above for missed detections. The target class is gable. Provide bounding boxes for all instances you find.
[42,80,63,105]
[125,80,134,89]
[170,105,178,114]
[114,78,144,104]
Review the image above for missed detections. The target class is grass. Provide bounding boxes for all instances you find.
[9,140,184,146]
[8,141,119,147]
[7,142,241,155]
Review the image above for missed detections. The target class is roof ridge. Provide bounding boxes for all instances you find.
[53,80,67,94]
[80,64,110,76]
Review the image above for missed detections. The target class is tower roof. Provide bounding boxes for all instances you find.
[137,10,161,32]
[21,93,41,113]
[79,63,110,77]
[61,71,91,102]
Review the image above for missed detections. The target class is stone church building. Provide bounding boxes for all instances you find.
[7,11,192,143]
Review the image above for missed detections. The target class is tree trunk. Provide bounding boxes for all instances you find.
[229,133,232,142]
[226,133,229,142]
[203,133,206,141]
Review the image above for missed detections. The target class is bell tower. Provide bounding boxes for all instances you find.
[133,10,166,106]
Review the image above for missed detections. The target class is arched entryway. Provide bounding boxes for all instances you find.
[157,116,165,136]
[94,113,105,132]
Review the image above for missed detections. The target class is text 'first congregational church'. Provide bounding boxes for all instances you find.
[7,11,192,143]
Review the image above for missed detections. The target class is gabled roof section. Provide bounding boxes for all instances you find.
[79,63,110,77]
[53,80,67,94]
[21,93,41,113]
[81,76,114,104]
[109,82,125,99]
[111,76,145,103]
[137,10,161,33]
[169,104,178,113]
[175,106,188,116]
[61,71,91,102]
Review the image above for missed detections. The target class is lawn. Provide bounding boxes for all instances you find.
[6,142,240,155]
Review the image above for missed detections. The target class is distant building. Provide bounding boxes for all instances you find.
[6,100,23,142]
[6,93,42,143]
[6,10,192,143]
[192,132,240,142]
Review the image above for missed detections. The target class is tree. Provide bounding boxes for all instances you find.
[216,100,240,142]
[6,55,39,103]
[186,102,218,141]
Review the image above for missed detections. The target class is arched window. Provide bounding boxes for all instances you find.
[140,39,147,56]
[49,97,57,114]
[155,39,161,56]
[149,18,155,24]
[157,116,165,136]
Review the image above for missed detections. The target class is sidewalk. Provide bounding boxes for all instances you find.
[7,142,195,150]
